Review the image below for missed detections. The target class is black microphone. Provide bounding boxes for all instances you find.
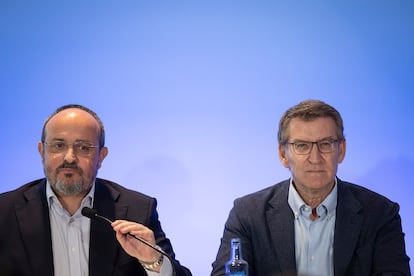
[81,207,175,275]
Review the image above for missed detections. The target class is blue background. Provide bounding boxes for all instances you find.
[1,1,413,274]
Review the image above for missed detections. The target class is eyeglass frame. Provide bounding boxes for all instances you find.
[283,138,342,155]
[43,141,100,157]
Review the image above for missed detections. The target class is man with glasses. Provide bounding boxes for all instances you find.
[211,100,410,275]
[0,104,191,276]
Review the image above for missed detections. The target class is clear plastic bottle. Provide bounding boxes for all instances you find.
[225,238,249,275]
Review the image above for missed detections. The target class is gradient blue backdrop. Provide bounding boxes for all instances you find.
[1,1,413,274]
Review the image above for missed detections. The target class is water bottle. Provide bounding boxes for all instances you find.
[225,238,248,275]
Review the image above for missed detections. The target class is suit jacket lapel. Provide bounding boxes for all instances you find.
[266,181,296,273]
[15,180,54,276]
[264,180,363,275]
[334,180,363,276]
[89,179,128,276]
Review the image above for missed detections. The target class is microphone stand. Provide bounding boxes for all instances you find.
[82,207,176,276]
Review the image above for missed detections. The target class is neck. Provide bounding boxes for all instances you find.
[56,194,86,216]
[294,181,335,210]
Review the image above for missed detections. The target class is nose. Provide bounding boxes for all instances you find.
[63,145,77,163]
[308,143,322,163]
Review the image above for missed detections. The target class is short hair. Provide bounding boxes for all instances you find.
[41,104,105,147]
[278,99,345,144]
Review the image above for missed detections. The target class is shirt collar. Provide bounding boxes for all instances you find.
[288,177,338,219]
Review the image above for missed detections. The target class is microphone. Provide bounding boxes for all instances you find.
[81,207,112,224]
[81,207,175,275]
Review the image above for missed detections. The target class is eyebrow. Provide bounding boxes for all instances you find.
[46,138,95,144]
[291,136,335,143]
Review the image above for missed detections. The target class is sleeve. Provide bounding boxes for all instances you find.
[371,202,411,274]
[147,198,192,276]
[211,199,253,276]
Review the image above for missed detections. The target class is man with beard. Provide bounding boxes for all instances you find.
[0,104,191,276]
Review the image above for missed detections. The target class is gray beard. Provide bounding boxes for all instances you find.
[53,179,84,196]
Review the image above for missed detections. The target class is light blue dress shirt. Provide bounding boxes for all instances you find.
[288,178,337,276]
[47,181,94,276]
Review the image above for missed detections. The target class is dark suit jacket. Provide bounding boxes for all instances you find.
[211,179,411,275]
[0,178,191,276]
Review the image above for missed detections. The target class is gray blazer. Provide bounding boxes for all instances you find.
[211,179,410,275]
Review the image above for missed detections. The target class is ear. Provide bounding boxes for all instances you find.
[38,142,45,162]
[278,144,290,168]
[338,139,346,163]
[97,146,108,169]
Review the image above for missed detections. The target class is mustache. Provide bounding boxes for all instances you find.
[57,163,83,174]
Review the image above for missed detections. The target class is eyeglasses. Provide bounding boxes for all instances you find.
[285,139,341,155]
[43,141,99,157]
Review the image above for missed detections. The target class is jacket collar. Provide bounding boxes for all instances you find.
[266,180,297,272]
[16,179,54,276]
[334,179,363,276]
[265,179,364,275]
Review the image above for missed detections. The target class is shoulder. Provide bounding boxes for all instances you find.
[337,179,400,213]
[0,179,46,221]
[0,179,45,202]
[95,178,156,203]
[233,180,289,210]
[94,179,160,223]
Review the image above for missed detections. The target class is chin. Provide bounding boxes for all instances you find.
[308,180,334,190]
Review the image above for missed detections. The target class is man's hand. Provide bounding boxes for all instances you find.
[111,220,161,265]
